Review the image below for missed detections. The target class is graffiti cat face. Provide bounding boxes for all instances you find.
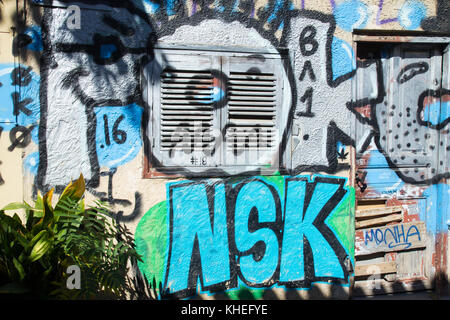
[374,86,449,184]
[41,1,156,187]
[351,57,449,184]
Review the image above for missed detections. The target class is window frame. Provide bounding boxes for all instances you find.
[143,44,289,178]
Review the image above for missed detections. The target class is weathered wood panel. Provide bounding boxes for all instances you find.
[355,206,403,218]
[355,221,426,256]
[355,213,402,229]
[355,262,397,277]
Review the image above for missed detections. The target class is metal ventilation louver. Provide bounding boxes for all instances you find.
[226,71,277,152]
[160,69,215,152]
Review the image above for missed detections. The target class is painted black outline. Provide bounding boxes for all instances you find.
[397,62,429,84]
[417,88,450,130]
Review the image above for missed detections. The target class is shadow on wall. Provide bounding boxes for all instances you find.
[129,261,351,300]
[129,262,449,300]
[8,0,43,66]
[351,271,449,299]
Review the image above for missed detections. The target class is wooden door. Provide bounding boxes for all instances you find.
[351,41,449,296]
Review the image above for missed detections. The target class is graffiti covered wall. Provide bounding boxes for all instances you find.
[0,0,448,298]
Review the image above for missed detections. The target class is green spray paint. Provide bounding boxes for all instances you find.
[135,201,167,294]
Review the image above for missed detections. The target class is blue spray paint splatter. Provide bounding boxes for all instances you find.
[165,0,177,16]
[143,0,161,14]
[334,0,369,32]
[331,37,356,80]
[422,101,449,127]
[419,183,450,236]
[23,152,40,175]
[22,26,43,52]
[212,87,225,103]
[365,150,405,194]
[100,44,117,59]
[267,0,284,23]
[398,0,427,30]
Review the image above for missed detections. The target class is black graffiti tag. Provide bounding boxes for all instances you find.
[11,92,33,117]
[11,66,32,87]
[88,168,142,223]
[298,60,316,82]
[297,25,319,118]
[299,25,319,56]
[397,62,429,84]
[8,125,35,152]
[297,87,314,117]
[102,114,127,147]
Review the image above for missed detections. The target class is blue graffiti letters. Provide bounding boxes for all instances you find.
[163,175,350,298]
[165,181,231,296]
[233,180,281,286]
[364,223,422,250]
[280,177,345,284]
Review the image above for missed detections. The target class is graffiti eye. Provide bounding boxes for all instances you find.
[397,62,429,84]
[92,34,128,65]
[100,44,118,60]
[417,89,450,130]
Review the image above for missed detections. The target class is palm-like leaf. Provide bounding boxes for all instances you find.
[0,174,142,299]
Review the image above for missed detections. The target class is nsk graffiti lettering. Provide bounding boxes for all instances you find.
[135,175,353,298]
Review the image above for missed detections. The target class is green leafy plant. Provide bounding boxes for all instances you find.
[0,174,141,299]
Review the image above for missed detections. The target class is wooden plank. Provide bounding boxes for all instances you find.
[356,206,403,218]
[355,262,397,277]
[355,213,402,229]
[355,221,427,256]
